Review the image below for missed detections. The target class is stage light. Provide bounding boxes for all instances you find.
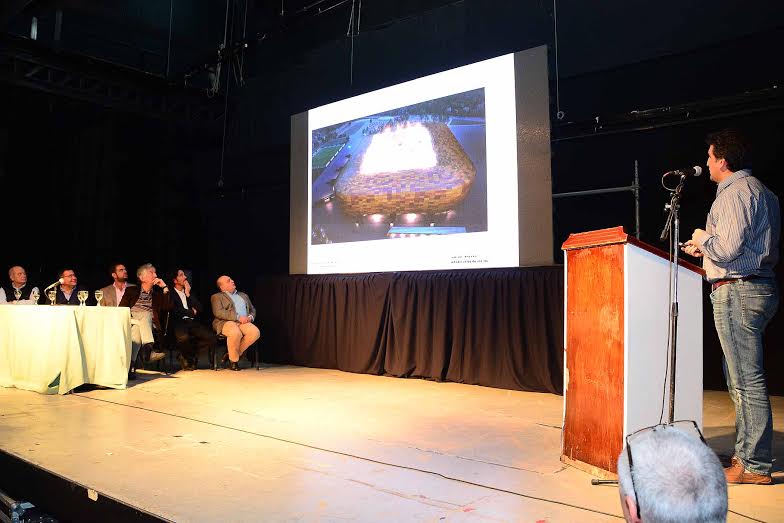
[404,213,419,223]
[369,214,384,223]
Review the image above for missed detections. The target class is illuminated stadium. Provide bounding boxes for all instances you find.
[310,88,487,245]
[335,122,476,216]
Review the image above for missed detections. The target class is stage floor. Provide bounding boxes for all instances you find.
[0,366,782,522]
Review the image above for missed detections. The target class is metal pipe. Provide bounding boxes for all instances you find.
[634,159,640,239]
[553,163,642,238]
[553,185,635,198]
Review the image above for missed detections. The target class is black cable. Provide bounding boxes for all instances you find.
[658,183,674,425]
[347,0,355,85]
[658,237,673,424]
[222,0,230,49]
[727,510,766,522]
[217,0,239,188]
[166,0,173,78]
[552,0,563,119]
[78,394,624,519]
[240,0,248,80]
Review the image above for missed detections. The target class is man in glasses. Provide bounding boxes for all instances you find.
[682,129,779,484]
[617,423,727,523]
[55,268,91,305]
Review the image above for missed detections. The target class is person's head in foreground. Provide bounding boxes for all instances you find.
[617,423,727,523]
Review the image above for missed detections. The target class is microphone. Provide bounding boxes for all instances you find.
[43,278,64,291]
[665,166,702,177]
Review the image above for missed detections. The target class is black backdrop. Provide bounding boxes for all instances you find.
[2,1,783,394]
[256,267,564,394]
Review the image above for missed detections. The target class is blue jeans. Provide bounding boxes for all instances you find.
[710,278,779,475]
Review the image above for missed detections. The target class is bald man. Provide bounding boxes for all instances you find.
[210,275,260,371]
[0,266,40,304]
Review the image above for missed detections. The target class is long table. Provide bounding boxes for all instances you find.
[0,305,132,394]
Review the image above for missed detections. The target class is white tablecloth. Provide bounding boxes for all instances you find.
[0,305,132,394]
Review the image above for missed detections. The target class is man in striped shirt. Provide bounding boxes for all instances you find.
[683,129,780,485]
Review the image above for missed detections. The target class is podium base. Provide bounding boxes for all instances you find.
[560,455,618,480]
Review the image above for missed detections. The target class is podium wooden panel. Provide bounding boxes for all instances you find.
[560,226,704,478]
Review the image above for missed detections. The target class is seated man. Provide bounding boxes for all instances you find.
[119,263,171,379]
[211,275,260,371]
[169,268,214,371]
[617,423,727,523]
[100,263,135,307]
[0,266,40,304]
[55,269,90,305]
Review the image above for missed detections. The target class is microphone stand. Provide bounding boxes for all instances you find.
[588,173,687,490]
[658,175,686,424]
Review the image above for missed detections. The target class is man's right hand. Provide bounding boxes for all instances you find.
[681,240,703,258]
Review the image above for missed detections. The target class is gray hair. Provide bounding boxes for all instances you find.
[136,263,155,279]
[617,426,727,523]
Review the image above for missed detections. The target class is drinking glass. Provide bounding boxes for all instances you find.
[77,290,88,306]
[47,290,56,305]
[95,290,104,306]
[30,289,40,305]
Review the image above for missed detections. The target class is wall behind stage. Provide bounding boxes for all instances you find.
[3,0,783,393]
[0,87,222,295]
[212,1,784,393]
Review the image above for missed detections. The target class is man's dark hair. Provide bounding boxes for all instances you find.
[706,129,751,172]
[57,268,74,278]
[109,262,124,275]
[169,267,188,285]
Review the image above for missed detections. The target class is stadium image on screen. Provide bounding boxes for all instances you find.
[310,88,487,245]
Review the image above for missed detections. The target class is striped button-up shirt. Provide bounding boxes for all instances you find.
[695,169,780,282]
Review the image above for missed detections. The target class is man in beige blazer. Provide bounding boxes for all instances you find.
[99,263,135,307]
[211,275,260,371]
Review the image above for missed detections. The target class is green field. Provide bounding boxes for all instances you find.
[312,144,343,169]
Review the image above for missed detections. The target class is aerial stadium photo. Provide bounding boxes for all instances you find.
[311,88,488,245]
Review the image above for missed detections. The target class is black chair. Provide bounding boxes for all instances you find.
[209,333,260,370]
[166,317,202,371]
[210,334,227,370]
[132,311,171,374]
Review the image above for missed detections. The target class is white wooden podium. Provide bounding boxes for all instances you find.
[560,226,705,477]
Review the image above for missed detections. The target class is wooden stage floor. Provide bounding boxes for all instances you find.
[0,365,782,522]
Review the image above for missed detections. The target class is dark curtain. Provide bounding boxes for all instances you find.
[0,89,214,291]
[255,266,564,394]
[257,273,393,374]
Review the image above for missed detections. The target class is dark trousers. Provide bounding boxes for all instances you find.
[173,319,214,360]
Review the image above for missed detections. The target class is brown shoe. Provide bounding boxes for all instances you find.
[724,460,773,485]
